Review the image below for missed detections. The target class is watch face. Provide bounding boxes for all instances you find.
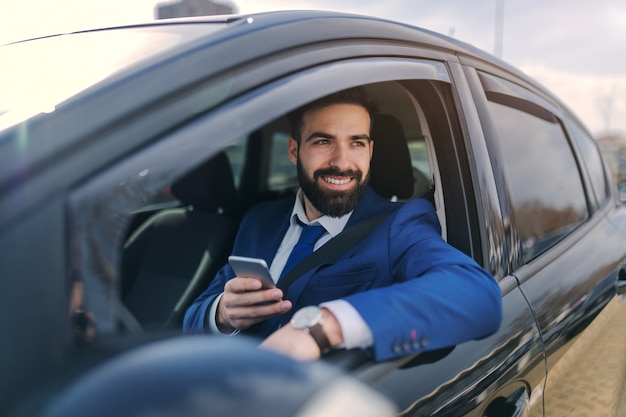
[292,306,322,329]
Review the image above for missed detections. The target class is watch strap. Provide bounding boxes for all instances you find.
[309,322,331,354]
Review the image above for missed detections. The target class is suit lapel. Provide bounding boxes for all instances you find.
[346,187,395,227]
[255,200,292,264]
[283,188,395,312]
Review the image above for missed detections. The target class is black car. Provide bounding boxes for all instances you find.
[2,10,626,417]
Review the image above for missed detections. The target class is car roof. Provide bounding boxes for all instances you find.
[0,10,570,221]
[0,10,545,133]
[4,9,526,87]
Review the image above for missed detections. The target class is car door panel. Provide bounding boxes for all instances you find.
[515,212,626,416]
[467,60,626,415]
[365,276,545,417]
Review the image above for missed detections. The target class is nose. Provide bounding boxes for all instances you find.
[329,142,350,169]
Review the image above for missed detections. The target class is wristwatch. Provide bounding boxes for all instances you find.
[290,306,331,354]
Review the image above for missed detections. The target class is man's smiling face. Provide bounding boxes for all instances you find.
[288,103,373,220]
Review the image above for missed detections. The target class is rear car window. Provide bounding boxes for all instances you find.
[482,75,589,262]
[568,122,610,207]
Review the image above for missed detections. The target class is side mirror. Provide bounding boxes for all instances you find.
[39,337,397,417]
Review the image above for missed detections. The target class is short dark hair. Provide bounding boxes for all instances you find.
[287,86,378,143]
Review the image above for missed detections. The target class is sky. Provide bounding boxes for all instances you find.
[1,0,625,136]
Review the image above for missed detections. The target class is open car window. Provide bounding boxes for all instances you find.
[67,58,466,339]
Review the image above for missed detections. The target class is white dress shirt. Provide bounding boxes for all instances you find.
[209,190,374,350]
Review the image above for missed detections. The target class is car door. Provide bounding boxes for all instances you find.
[55,40,549,417]
[467,64,626,416]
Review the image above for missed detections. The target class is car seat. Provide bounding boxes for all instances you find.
[370,113,433,202]
[121,152,239,330]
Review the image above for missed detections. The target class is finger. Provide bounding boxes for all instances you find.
[223,287,284,308]
[223,278,283,307]
[224,277,264,294]
[226,300,292,329]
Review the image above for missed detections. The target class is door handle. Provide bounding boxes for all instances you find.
[483,387,528,417]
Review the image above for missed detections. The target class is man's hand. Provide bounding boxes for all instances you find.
[259,324,322,360]
[260,308,344,361]
[217,277,292,333]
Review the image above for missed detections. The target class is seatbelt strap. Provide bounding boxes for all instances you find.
[277,213,389,293]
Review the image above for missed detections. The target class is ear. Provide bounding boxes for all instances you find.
[288,137,298,165]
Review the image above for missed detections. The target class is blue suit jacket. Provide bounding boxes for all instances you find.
[184,188,502,361]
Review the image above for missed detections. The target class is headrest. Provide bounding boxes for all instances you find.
[369,114,415,200]
[171,152,238,213]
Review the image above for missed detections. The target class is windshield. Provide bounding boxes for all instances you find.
[0,24,227,130]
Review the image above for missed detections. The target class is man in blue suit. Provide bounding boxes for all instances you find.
[184,87,502,361]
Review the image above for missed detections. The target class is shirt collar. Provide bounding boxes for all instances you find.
[290,189,352,237]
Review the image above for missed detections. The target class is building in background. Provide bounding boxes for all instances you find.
[596,133,626,199]
[156,0,236,19]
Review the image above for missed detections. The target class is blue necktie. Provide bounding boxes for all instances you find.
[280,222,326,278]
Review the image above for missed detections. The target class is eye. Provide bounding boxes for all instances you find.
[313,139,331,145]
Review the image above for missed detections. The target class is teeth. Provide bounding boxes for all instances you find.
[324,177,350,185]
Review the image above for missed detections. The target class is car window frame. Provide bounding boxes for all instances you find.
[473,69,594,269]
[66,56,461,335]
[563,118,612,211]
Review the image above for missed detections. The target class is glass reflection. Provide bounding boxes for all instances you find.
[0,24,226,131]
[487,101,588,262]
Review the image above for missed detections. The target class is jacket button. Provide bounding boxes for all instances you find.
[420,337,430,348]
[392,343,402,353]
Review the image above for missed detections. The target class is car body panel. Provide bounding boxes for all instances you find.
[364,275,545,416]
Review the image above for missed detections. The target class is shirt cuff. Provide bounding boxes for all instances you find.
[208,293,240,335]
[320,299,373,349]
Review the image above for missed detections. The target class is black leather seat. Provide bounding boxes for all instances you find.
[121,152,239,330]
[370,113,433,202]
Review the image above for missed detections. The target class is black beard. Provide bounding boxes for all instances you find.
[297,160,369,218]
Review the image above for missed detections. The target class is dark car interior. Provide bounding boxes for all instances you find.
[120,81,438,332]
